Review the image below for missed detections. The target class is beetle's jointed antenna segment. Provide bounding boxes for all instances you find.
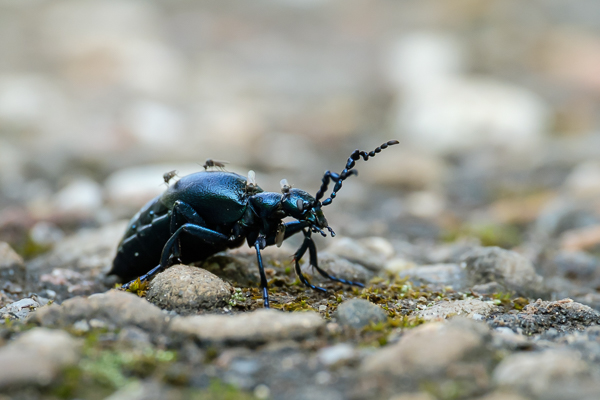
[315,140,399,206]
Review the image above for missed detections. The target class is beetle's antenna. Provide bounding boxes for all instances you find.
[315,140,399,206]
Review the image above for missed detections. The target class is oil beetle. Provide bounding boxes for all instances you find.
[110,140,399,308]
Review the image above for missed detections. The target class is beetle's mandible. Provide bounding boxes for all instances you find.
[110,140,399,308]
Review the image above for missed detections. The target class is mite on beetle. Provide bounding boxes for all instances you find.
[110,140,399,308]
[162,170,178,186]
[203,159,228,170]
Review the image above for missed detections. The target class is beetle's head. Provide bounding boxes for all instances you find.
[281,187,334,237]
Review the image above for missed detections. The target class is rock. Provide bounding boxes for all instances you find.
[0,242,25,283]
[27,221,127,276]
[169,309,324,344]
[398,263,467,289]
[0,298,40,320]
[472,392,531,400]
[564,160,600,200]
[362,318,491,377]
[317,343,357,367]
[416,299,501,321]
[325,237,394,271]
[461,247,545,297]
[0,328,81,387]
[471,281,506,296]
[146,265,234,314]
[560,224,600,252]
[29,290,170,333]
[104,163,203,210]
[46,177,103,220]
[488,299,600,335]
[301,253,374,285]
[388,394,437,400]
[335,299,387,329]
[553,250,599,281]
[103,380,168,400]
[493,349,591,397]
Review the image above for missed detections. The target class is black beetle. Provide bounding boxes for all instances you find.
[110,140,398,308]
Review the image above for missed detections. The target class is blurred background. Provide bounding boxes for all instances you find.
[1,0,600,261]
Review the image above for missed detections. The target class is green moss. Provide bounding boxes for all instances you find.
[117,278,150,297]
[443,223,522,248]
[190,380,260,400]
[51,331,177,399]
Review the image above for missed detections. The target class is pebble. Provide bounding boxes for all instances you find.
[169,309,324,345]
[27,221,127,276]
[325,237,394,271]
[29,290,170,333]
[0,298,40,320]
[301,252,373,285]
[493,349,591,397]
[362,318,491,377]
[552,250,599,281]
[317,343,357,367]
[416,299,501,321]
[461,246,546,298]
[334,299,387,329]
[146,265,234,314]
[0,328,81,387]
[398,263,466,289]
[0,242,25,284]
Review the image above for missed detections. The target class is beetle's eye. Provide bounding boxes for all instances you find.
[296,199,304,212]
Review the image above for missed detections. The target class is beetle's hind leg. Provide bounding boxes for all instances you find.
[121,263,165,290]
[306,238,364,288]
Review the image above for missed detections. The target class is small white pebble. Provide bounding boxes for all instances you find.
[254,384,270,399]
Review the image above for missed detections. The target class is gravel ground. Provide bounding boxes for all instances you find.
[2,1,600,399]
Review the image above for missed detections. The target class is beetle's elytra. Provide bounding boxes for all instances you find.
[110,140,399,308]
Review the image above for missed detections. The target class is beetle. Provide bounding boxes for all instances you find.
[110,140,399,308]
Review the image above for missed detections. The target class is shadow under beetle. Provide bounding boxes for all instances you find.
[110,140,399,308]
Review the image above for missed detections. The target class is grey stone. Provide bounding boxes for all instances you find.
[362,318,491,377]
[317,343,357,366]
[416,299,501,321]
[146,265,234,314]
[553,251,599,281]
[0,242,25,283]
[325,237,394,271]
[29,290,170,333]
[488,298,600,336]
[335,299,387,329]
[0,328,81,387]
[169,309,324,344]
[0,298,40,320]
[301,252,374,285]
[493,349,591,397]
[461,246,546,297]
[472,281,505,296]
[27,221,126,275]
[399,263,467,288]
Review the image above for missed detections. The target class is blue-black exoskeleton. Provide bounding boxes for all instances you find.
[110,140,399,308]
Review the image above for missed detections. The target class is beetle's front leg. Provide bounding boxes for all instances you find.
[306,238,364,288]
[293,231,327,293]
